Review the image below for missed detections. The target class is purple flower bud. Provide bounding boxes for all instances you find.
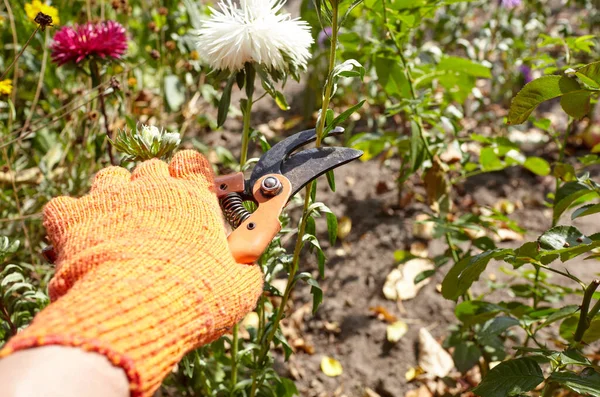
[500,0,521,8]
[318,27,333,48]
[519,65,533,84]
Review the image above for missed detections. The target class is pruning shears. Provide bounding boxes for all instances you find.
[215,127,362,263]
[42,127,362,265]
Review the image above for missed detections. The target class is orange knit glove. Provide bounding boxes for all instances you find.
[0,151,264,396]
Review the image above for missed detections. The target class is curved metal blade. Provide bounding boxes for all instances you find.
[248,127,345,190]
[281,147,363,197]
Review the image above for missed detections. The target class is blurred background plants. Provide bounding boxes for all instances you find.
[2,0,600,395]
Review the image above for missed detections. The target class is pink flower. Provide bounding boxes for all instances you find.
[51,20,128,66]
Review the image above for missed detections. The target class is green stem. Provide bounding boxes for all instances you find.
[0,25,39,82]
[552,117,573,227]
[250,188,312,397]
[574,279,600,343]
[445,232,460,263]
[240,63,255,168]
[542,381,558,397]
[90,60,116,165]
[230,323,239,394]
[381,0,432,160]
[314,1,339,146]
[587,297,600,323]
[533,265,541,309]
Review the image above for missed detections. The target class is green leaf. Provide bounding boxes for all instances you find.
[442,249,512,300]
[507,76,581,125]
[275,91,290,111]
[453,341,481,373]
[275,377,299,397]
[576,61,600,89]
[375,57,410,98]
[164,75,185,111]
[560,316,600,344]
[553,181,597,223]
[217,74,236,127]
[560,91,592,120]
[473,358,544,397]
[549,368,600,396]
[306,277,323,314]
[523,157,550,176]
[455,300,503,326]
[438,56,492,78]
[480,147,504,171]
[541,305,580,328]
[325,100,366,135]
[410,120,425,173]
[538,225,592,250]
[326,211,338,246]
[479,316,520,336]
[572,203,600,220]
[325,170,336,192]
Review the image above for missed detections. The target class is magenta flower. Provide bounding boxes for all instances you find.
[50,21,128,66]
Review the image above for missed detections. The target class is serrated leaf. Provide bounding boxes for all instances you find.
[507,76,581,125]
[560,315,600,344]
[549,368,600,396]
[438,56,492,78]
[473,358,544,397]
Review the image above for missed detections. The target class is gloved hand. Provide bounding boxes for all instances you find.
[0,151,264,397]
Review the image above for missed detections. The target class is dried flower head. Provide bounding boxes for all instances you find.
[196,0,313,73]
[0,79,13,95]
[25,0,60,25]
[50,20,128,66]
[34,12,54,30]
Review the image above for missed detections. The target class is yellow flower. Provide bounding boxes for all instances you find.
[0,79,13,95]
[25,0,60,25]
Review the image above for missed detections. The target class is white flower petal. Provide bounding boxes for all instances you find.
[196,0,313,72]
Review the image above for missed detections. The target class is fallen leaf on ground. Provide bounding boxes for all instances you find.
[410,242,428,258]
[418,328,454,378]
[494,228,524,242]
[413,214,435,240]
[405,366,424,381]
[338,216,352,240]
[321,356,343,377]
[383,259,435,301]
[386,320,408,342]
[404,385,433,397]
[363,387,381,397]
[369,305,397,323]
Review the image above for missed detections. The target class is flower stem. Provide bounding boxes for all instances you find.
[552,117,573,226]
[0,25,39,82]
[240,63,256,168]
[22,30,50,135]
[230,323,239,394]
[90,60,116,165]
[314,0,339,146]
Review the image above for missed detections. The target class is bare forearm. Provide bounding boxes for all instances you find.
[0,346,129,397]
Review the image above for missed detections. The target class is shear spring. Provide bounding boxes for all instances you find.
[220,193,251,228]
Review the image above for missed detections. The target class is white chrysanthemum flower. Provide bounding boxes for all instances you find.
[196,0,313,73]
[140,125,162,144]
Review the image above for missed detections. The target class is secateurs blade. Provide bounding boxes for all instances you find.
[214,126,362,264]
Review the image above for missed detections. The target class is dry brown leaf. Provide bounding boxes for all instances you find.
[418,328,454,379]
[410,241,429,258]
[369,306,398,323]
[363,387,382,397]
[383,259,434,301]
[494,228,524,242]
